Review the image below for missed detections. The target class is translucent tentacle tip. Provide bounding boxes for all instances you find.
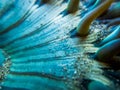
[67,0,79,13]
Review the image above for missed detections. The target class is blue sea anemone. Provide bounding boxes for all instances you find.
[0,0,120,90]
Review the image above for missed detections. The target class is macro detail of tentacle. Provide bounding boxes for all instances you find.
[67,0,80,13]
[95,39,120,68]
[76,0,114,37]
[99,1,120,19]
[98,26,120,46]
[83,0,102,14]
[101,17,120,28]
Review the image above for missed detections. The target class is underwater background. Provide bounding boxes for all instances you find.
[0,0,120,90]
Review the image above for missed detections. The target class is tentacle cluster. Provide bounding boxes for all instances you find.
[0,0,120,90]
[68,0,120,89]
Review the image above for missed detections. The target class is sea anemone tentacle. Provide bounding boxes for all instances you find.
[98,26,120,46]
[99,1,120,19]
[95,38,120,63]
[67,0,80,13]
[76,0,114,37]
[81,0,103,16]
[106,18,120,28]
[86,0,102,12]
[99,17,120,28]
